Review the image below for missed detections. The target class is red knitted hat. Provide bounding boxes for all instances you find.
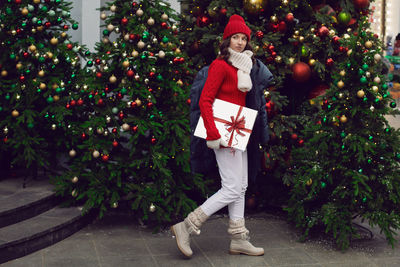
[223,14,251,41]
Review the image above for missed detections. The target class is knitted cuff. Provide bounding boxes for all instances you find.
[184,207,209,235]
[227,218,249,237]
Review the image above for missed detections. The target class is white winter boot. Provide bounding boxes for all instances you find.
[171,207,208,258]
[227,218,264,256]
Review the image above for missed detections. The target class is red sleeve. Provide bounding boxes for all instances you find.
[199,60,225,141]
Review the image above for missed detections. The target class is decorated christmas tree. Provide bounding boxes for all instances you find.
[178,0,376,208]
[0,0,87,179]
[53,0,209,224]
[286,17,400,250]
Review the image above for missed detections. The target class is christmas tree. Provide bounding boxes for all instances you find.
[286,17,400,250]
[178,0,376,208]
[52,0,209,224]
[0,0,87,179]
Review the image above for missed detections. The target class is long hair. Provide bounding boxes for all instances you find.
[217,37,255,64]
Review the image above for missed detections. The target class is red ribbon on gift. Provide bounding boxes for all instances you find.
[214,106,252,147]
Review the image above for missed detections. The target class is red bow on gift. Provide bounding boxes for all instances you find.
[214,106,252,147]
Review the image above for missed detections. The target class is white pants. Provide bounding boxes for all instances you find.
[200,148,248,221]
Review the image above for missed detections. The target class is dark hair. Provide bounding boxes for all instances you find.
[217,36,255,64]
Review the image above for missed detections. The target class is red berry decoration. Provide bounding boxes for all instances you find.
[292,62,311,83]
[102,155,109,162]
[81,133,86,139]
[70,100,76,106]
[112,140,119,147]
[256,31,264,39]
[151,137,157,144]
[132,126,138,132]
[298,139,304,146]
[353,0,370,9]
[19,75,25,82]
[118,112,124,120]
[77,99,84,106]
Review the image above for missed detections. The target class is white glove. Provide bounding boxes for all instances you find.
[206,138,229,149]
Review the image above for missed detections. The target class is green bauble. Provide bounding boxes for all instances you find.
[360,77,367,84]
[300,45,309,57]
[338,11,351,25]
[390,102,397,108]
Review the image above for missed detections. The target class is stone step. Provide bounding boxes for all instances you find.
[0,206,96,264]
[0,178,58,228]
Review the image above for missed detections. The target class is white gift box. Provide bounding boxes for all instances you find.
[194,99,258,151]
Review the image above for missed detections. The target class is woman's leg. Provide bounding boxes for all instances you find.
[228,150,248,220]
[200,148,245,217]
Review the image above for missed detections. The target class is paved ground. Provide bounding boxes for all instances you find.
[3,211,400,267]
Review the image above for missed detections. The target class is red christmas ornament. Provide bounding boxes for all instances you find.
[70,100,76,106]
[130,102,137,108]
[132,125,138,132]
[3,137,8,143]
[326,58,334,67]
[308,84,329,99]
[95,59,101,65]
[353,0,370,9]
[116,93,122,99]
[268,45,275,51]
[121,18,128,26]
[149,72,155,78]
[256,31,264,39]
[292,62,311,83]
[151,137,157,144]
[179,57,185,63]
[220,8,227,16]
[291,133,298,140]
[23,52,29,58]
[77,99,84,106]
[127,69,134,77]
[15,0,22,4]
[66,104,70,109]
[318,26,329,37]
[339,46,345,52]
[147,102,153,108]
[16,28,21,34]
[132,2,137,7]
[278,21,287,32]
[45,22,51,28]
[81,133,86,139]
[63,25,69,30]
[19,75,25,82]
[112,128,117,134]
[187,99,191,105]
[102,155,109,162]
[298,139,304,146]
[97,99,104,106]
[161,22,168,29]
[112,140,119,147]
[96,72,102,78]
[118,112,124,119]
[285,13,294,23]
[66,44,73,50]
[196,15,210,27]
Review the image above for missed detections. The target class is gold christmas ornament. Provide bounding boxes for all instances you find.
[109,75,117,83]
[243,0,268,15]
[338,93,344,99]
[306,179,312,186]
[100,12,107,20]
[71,176,79,183]
[38,70,45,77]
[92,150,100,158]
[131,50,139,57]
[288,57,295,66]
[372,86,379,93]
[136,9,144,16]
[122,123,130,131]
[158,50,165,58]
[270,15,278,23]
[50,37,58,45]
[177,79,183,86]
[308,59,316,66]
[122,60,130,68]
[365,41,373,49]
[137,41,145,49]
[107,24,114,31]
[298,36,305,42]
[275,56,282,63]
[347,49,352,56]
[110,5,117,12]
[69,149,77,157]
[51,124,57,130]
[161,13,169,20]
[1,70,7,77]
[340,115,348,123]
[340,70,346,76]
[135,98,142,106]
[374,54,382,62]
[11,110,19,117]
[33,0,41,4]
[337,80,345,88]
[28,45,36,52]
[39,83,46,90]
[147,17,155,25]
[61,32,67,38]
[16,62,22,69]
[357,90,365,98]
[149,203,156,212]
[111,202,118,208]
[46,52,53,59]
[374,77,381,84]
[53,95,60,102]
[71,189,78,197]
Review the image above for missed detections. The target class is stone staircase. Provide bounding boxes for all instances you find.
[0,176,96,264]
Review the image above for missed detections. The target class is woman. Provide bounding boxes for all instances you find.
[171,14,272,258]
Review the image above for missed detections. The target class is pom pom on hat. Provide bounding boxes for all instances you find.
[223,14,251,41]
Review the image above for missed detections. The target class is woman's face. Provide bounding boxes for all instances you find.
[229,33,247,53]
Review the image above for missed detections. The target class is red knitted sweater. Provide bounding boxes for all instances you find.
[199,58,247,141]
